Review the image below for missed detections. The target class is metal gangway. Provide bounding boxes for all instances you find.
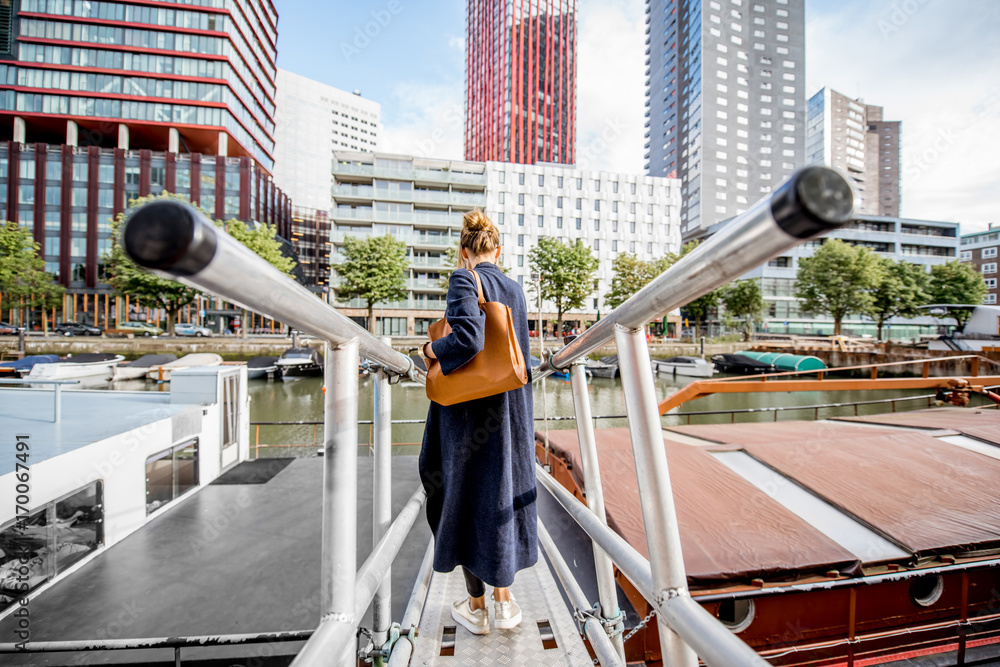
[107,166,854,665]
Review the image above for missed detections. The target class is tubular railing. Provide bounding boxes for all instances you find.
[110,165,855,666]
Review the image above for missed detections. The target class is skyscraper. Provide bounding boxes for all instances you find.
[465,0,576,165]
[806,88,901,217]
[645,0,806,241]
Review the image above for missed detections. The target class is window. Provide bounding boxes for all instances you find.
[576,198,582,209]
[983,263,997,274]
[498,192,505,204]
[613,182,619,194]
[518,214,524,226]
[537,195,544,206]
[538,174,544,186]
[594,179,600,191]
[986,294,998,305]
[518,173,525,185]
[0,481,104,614]
[630,183,636,195]
[960,251,972,261]
[537,215,544,228]
[594,200,600,212]
[768,256,791,267]
[557,216,563,229]
[985,278,997,289]
[593,239,600,251]
[499,172,505,184]
[146,439,200,515]
[518,255,524,267]
[594,219,600,231]
[575,218,582,230]
[557,176,563,187]
[557,196,564,208]
[630,202,636,214]
[518,193,524,205]
[518,234,524,246]
[613,201,618,213]
[498,213,504,225]
[576,178,582,190]
[984,247,998,259]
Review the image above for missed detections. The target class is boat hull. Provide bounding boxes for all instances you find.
[25,356,124,380]
[247,366,278,380]
[653,359,715,378]
[278,362,323,379]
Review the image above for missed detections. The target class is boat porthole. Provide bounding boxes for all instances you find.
[716,598,755,633]
[910,575,944,607]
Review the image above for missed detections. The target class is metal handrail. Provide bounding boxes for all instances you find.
[537,166,855,379]
[119,200,421,382]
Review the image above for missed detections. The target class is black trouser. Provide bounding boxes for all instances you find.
[463,567,486,598]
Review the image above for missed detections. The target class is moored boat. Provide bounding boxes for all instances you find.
[24,353,124,380]
[586,355,619,379]
[0,354,59,377]
[246,356,279,380]
[736,350,826,372]
[276,347,324,380]
[146,353,223,382]
[711,352,776,374]
[653,355,715,378]
[113,353,178,380]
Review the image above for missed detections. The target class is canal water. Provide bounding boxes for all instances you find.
[237,371,956,459]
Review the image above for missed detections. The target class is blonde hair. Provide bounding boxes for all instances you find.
[459,209,500,266]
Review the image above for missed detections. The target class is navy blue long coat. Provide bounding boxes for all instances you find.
[418,262,538,588]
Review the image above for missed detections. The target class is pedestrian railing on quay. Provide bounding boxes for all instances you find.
[4,166,854,665]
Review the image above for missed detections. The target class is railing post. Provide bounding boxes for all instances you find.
[569,361,625,659]
[372,337,393,662]
[322,338,360,666]
[614,323,698,667]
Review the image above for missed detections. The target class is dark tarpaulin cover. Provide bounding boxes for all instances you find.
[745,431,1000,555]
[540,428,860,587]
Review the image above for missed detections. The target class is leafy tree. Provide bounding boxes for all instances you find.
[795,239,882,335]
[0,221,64,333]
[867,258,930,340]
[528,236,599,336]
[438,243,509,290]
[681,290,720,339]
[723,279,765,341]
[336,234,409,333]
[605,253,653,310]
[928,261,989,331]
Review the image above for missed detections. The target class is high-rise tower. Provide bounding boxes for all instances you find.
[465,0,576,165]
[645,0,806,241]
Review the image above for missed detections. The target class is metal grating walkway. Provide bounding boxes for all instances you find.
[409,558,592,666]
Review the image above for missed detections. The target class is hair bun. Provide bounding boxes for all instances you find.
[463,209,492,232]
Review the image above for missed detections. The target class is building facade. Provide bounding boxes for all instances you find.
[330,151,681,336]
[960,227,1000,305]
[1,0,278,172]
[645,0,806,241]
[806,87,901,216]
[465,0,576,165]
[0,140,290,328]
[741,214,958,339]
[273,69,381,211]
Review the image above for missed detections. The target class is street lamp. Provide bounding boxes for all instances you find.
[530,272,542,360]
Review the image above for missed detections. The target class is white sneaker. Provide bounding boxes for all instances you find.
[451,597,490,635]
[492,592,522,630]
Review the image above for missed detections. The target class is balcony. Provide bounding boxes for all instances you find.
[335,296,447,311]
[410,256,451,269]
[332,162,487,188]
[332,184,486,208]
[407,278,446,291]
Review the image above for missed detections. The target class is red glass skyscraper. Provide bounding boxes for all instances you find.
[465,0,576,165]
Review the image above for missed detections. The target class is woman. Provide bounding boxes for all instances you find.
[419,210,537,636]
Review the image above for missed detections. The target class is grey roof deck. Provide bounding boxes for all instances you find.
[0,388,194,471]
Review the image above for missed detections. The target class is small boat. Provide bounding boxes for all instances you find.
[24,353,124,380]
[146,353,223,382]
[0,354,59,377]
[710,353,776,374]
[246,356,279,380]
[113,353,178,380]
[276,347,324,380]
[587,355,619,379]
[530,355,588,381]
[652,356,715,378]
[736,350,826,372]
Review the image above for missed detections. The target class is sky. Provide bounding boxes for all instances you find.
[274,0,1000,231]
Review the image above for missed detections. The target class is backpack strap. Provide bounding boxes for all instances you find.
[467,268,486,305]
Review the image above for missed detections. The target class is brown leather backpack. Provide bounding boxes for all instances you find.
[425,269,528,406]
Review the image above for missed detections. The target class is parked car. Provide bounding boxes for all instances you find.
[116,321,164,337]
[54,321,103,336]
[174,323,212,337]
[0,321,18,335]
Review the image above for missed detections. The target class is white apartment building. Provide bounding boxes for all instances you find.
[330,152,682,336]
[274,69,382,211]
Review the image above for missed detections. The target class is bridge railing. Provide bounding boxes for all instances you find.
[110,165,855,666]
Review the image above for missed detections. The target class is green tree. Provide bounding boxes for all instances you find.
[722,279,765,341]
[867,258,930,340]
[0,221,64,333]
[795,239,882,335]
[605,253,654,310]
[336,234,409,333]
[928,260,989,331]
[528,237,599,336]
[681,290,720,339]
[438,243,509,289]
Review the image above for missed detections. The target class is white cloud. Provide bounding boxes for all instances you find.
[380,81,465,159]
[575,0,647,174]
[807,0,1000,230]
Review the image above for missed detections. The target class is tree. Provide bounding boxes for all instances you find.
[928,261,989,331]
[723,279,765,341]
[867,258,930,340]
[605,253,654,310]
[795,239,882,335]
[336,234,409,333]
[528,237,599,336]
[438,243,509,289]
[682,290,721,339]
[0,221,64,334]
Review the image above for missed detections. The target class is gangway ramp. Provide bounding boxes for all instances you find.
[409,559,592,665]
